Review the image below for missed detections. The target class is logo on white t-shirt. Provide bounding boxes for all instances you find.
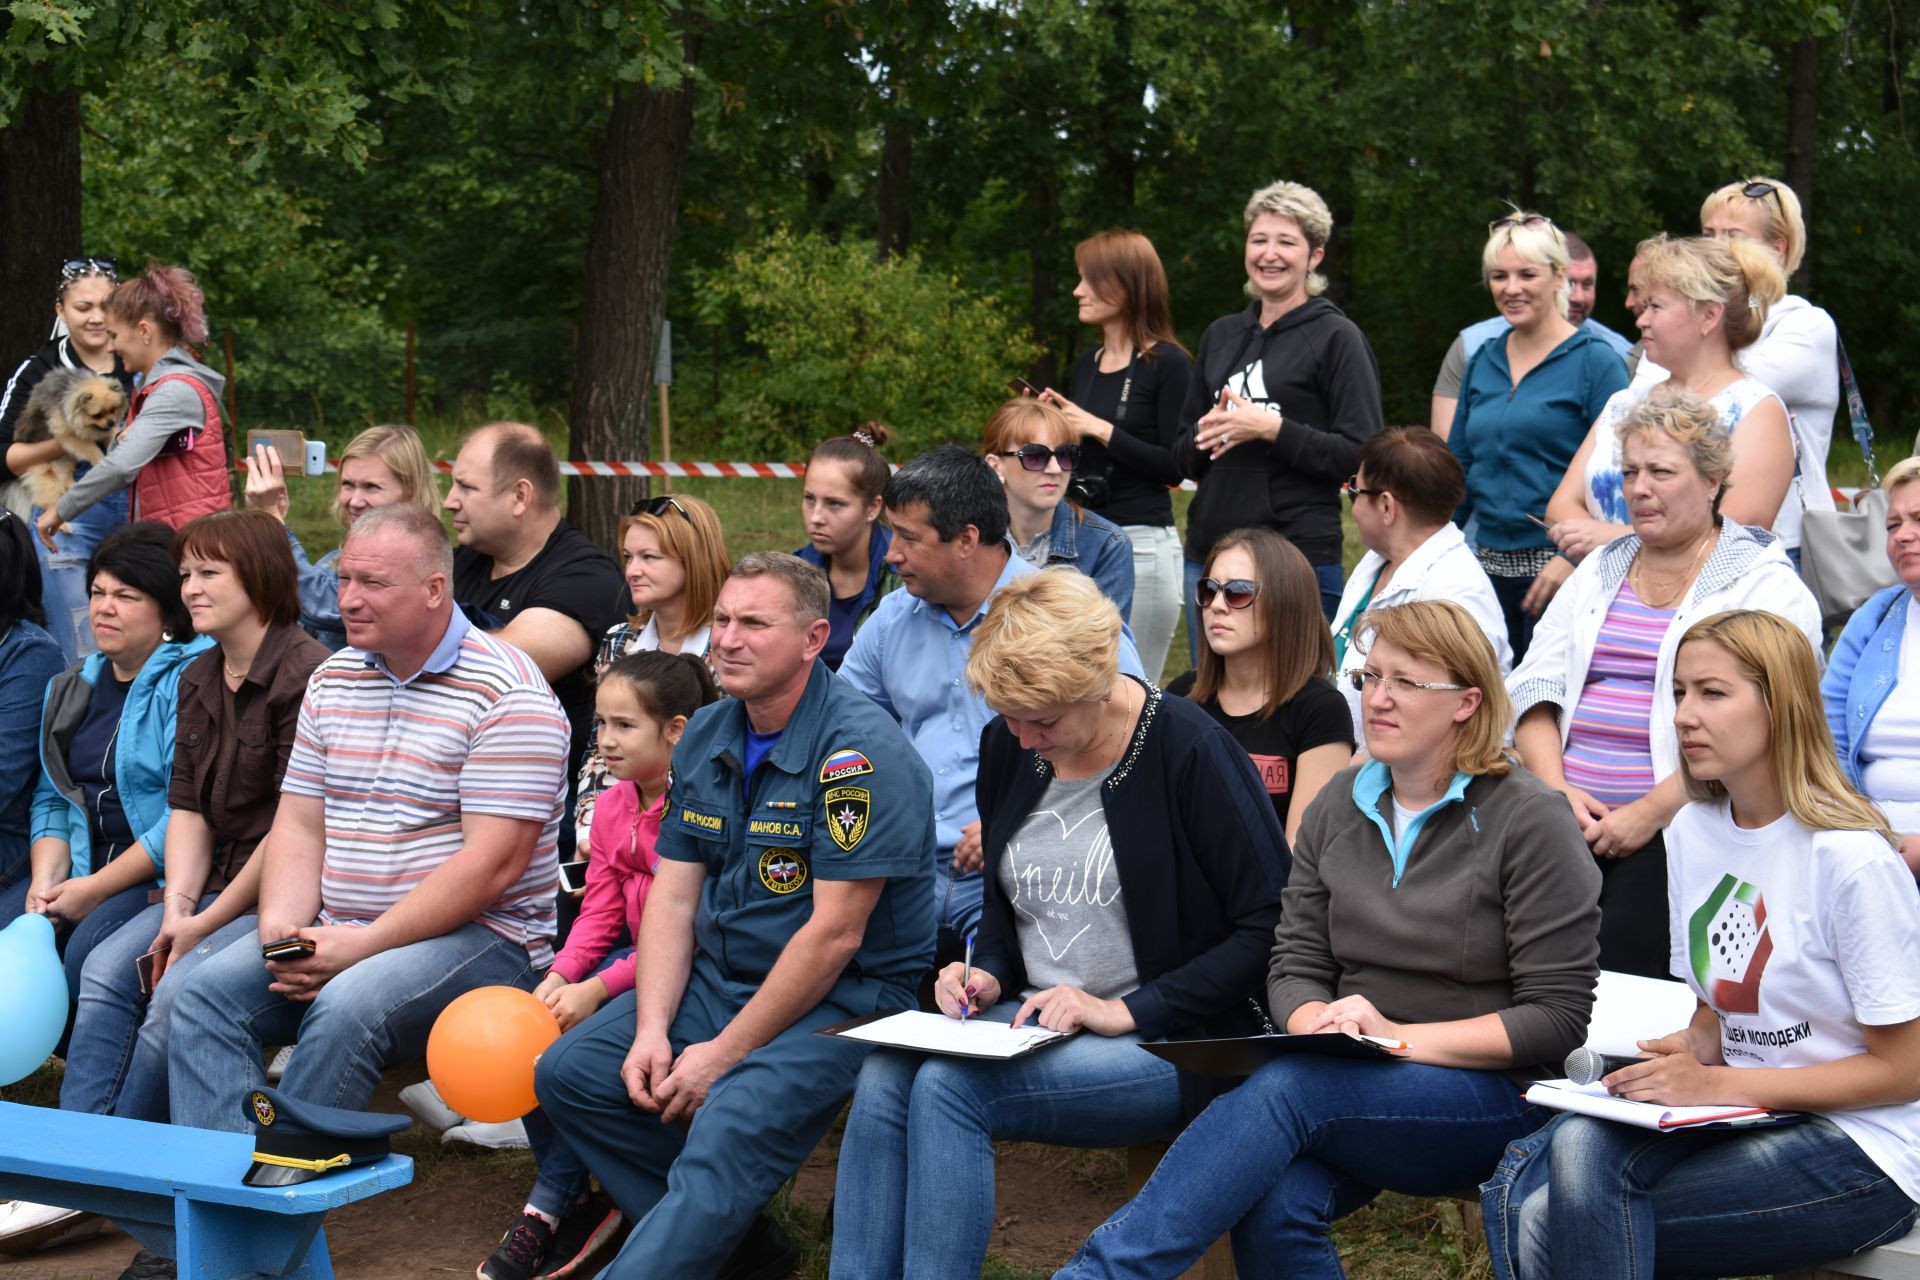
[1688,873,1774,1015]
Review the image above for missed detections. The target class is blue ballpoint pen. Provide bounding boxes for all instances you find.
[959,930,977,1022]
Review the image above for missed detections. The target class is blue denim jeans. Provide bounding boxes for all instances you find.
[59,896,257,1119]
[166,921,537,1132]
[830,1001,1184,1280]
[1481,1110,1920,1280]
[1056,1056,1544,1279]
[32,488,128,663]
[1184,557,1343,666]
[934,858,984,947]
[520,946,632,1220]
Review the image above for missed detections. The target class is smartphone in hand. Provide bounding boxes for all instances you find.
[261,936,317,961]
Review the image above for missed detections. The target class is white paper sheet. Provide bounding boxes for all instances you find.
[1525,1078,1776,1131]
[834,1011,1071,1058]
[1584,970,1700,1057]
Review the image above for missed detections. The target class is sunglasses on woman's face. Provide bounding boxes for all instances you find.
[996,443,1080,472]
[1196,577,1261,610]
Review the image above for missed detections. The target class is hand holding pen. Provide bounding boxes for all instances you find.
[933,941,1000,1020]
[959,931,976,1022]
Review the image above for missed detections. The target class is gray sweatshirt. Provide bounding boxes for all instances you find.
[58,347,227,521]
[1269,761,1602,1073]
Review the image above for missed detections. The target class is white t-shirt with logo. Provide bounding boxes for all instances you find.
[1666,800,1920,1200]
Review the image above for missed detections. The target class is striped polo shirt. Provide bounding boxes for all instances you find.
[282,607,568,966]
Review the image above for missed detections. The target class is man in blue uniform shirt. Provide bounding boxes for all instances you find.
[534,552,935,1278]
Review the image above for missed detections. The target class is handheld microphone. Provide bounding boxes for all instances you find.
[1564,1046,1643,1086]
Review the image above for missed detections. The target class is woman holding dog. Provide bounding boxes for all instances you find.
[0,258,135,661]
[34,265,231,554]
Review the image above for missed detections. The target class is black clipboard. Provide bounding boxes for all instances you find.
[1144,1033,1405,1077]
[814,1009,1076,1061]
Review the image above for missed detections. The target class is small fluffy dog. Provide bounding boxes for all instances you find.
[14,368,127,514]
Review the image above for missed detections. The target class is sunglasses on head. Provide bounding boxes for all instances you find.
[629,494,690,520]
[1196,577,1261,610]
[996,443,1080,472]
[61,257,118,281]
[1738,179,1787,218]
[1488,213,1553,235]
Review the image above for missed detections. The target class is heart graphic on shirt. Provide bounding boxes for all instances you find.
[1003,806,1119,962]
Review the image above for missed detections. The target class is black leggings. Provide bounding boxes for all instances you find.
[1595,830,1670,979]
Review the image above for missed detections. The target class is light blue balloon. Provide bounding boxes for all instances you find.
[0,914,69,1086]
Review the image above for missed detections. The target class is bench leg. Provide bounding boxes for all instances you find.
[174,1198,333,1279]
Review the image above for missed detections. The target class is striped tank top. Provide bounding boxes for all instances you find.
[1562,578,1674,807]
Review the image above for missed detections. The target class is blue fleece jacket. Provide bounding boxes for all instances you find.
[1450,327,1628,553]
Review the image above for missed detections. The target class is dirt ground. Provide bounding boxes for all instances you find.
[0,1068,1125,1279]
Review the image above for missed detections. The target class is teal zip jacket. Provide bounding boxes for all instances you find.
[1449,326,1627,553]
[30,635,213,877]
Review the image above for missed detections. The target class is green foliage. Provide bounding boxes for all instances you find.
[80,55,403,430]
[692,227,1038,456]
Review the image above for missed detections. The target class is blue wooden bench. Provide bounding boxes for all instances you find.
[0,1101,412,1278]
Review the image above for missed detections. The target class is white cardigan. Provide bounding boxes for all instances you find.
[1507,520,1821,774]
[1331,522,1512,739]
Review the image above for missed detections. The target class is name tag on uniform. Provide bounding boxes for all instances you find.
[677,800,728,837]
[747,816,811,846]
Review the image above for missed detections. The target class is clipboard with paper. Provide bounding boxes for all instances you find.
[815,1010,1076,1060]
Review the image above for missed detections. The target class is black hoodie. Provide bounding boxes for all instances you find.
[1174,298,1384,566]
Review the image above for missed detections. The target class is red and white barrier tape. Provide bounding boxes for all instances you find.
[240,457,1202,488]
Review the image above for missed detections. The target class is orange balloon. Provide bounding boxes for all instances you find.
[426,986,562,1123]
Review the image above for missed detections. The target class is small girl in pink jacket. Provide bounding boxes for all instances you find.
[482,649,717,1280]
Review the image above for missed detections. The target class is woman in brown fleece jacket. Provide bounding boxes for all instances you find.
[1057,600,1601,1280]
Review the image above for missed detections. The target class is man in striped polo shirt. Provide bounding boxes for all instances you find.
[167,503,570,1138]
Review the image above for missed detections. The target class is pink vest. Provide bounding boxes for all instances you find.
[128,373,232,529]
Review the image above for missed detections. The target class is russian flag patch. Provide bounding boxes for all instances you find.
[818,748,875,782]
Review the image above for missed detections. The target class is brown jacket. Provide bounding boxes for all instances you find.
[168,620,329,888]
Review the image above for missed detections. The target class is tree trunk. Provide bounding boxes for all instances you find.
[567,37,700,549]
[1785,32,1818,289]
[876,117,912,261]
[0,88,82,365]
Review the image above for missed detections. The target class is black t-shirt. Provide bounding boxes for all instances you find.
[1165,671,1353,831]
[1069,342,1194,528]
[452,519,625,773]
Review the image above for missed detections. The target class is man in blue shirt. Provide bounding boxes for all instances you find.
[839,446,1142,947]
[534,552,935,1278]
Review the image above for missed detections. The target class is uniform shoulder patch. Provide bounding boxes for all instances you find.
[825,785,871,850]
[819,748,875,783]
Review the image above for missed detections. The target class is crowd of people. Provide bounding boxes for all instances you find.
[0,169,1917,1280]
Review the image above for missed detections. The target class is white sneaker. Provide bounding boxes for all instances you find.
[265,1044,295,1081]
[0,1200,103,1254]
[398,1080,466,1133]
[440,1118,529,1150]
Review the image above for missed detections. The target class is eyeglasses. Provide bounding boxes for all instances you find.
[1195,577,1261,610]
[1343,476,1386,502]
[629,494,690,520]
[1488,213,1553,235]
[996,443,1080,472]
[60,257,118,281]
[1738,179,1787,220]
[1347,669,1469,696]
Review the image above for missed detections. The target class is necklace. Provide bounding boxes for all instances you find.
[223,655,250,682]
[1631,528,1714,606]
